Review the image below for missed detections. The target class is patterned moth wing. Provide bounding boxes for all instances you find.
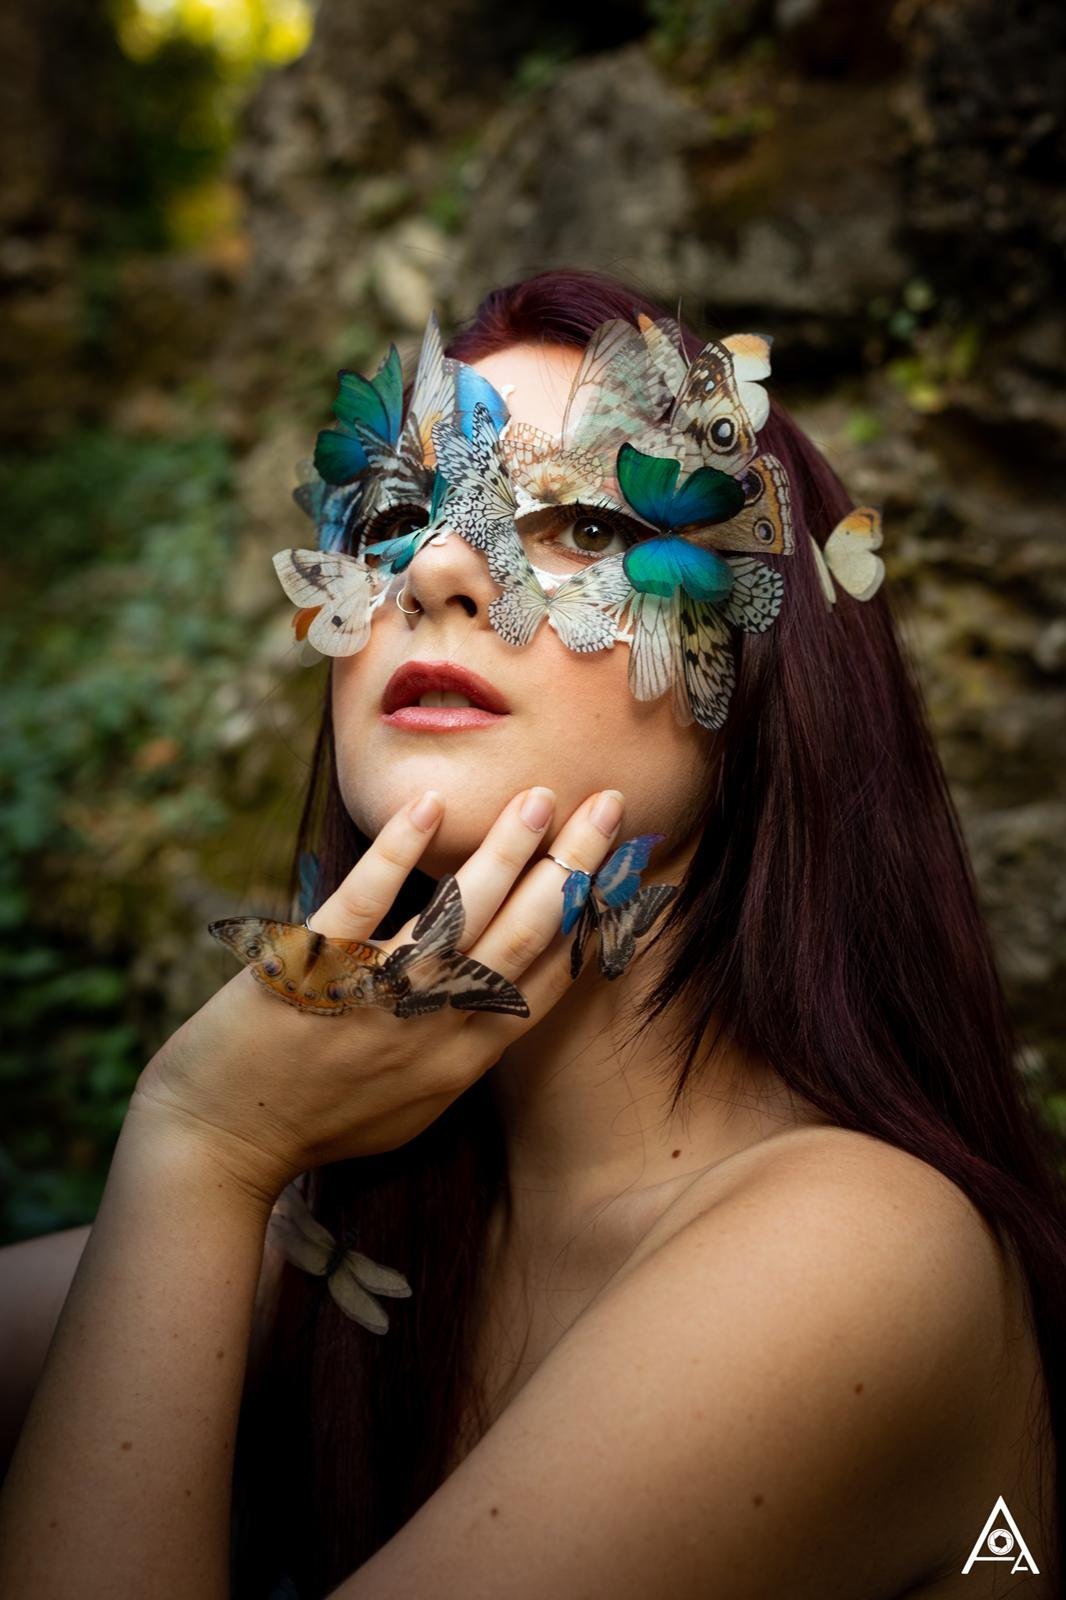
[594,882,679,980]
[376,873,530,1018]
[561,319,676,460]
[720,556,785,635]
[269,1180,412,1335]
[271,549,386,657]
[812,506,884,604]
[498,419,617,515]
[430,403,519,559]
[691,453,794,556]
[672,592,737,730]
[487,546,632,654]
[669,334,768,479]
[207,917,388,1015]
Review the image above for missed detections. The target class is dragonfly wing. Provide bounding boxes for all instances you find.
[267,1181,334,1275]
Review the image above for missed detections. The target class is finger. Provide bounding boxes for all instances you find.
[462,788,625,982]
[308,788,445,940]
[388,785,560,950]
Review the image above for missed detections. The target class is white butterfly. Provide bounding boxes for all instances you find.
[267,1178,413,1335]
[811,508,884,605]
[487,539,634,652]
[271,548,390,657]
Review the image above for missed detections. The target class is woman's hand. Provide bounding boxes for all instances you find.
[132,784,626,1205]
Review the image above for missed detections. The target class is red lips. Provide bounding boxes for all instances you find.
[381,660,512,715]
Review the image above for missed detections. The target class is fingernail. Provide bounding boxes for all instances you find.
[591,790,623,836]
[520,787,555,831]
[409,790,443,830]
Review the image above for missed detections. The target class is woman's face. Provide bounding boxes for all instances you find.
[331,341,715,878]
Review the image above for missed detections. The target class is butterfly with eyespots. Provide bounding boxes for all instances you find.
[209,873,529,1019]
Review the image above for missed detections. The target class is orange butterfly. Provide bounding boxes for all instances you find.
[209,872,529,1019]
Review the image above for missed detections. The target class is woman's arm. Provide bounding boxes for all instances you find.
[0,1099,273,1599]
[0,1224,93,1474]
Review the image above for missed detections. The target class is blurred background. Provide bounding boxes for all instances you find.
[2,0,1064,1241]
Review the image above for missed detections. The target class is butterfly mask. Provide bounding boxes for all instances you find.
[273,305,886,731]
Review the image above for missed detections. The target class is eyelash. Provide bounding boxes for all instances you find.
[531,506,646,565]
[356,503,430,549]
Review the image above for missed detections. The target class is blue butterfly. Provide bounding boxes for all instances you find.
[561,834,678,981]
[297,849,320,922]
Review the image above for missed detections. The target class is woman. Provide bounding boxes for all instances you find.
[0,268,1061,1599]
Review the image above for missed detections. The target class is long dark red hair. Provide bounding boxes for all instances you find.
[231,268,1064,1597]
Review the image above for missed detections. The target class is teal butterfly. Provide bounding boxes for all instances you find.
[292,464,368,556]
[314,342,404,487]
[362,469,452,575]
[613,443,783,730]
[615,441,747,538]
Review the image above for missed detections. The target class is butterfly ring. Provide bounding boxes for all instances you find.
[547,852,583,875]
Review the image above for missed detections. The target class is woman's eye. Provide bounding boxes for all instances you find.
[552,511,632,562]
[356,504,430,562]
[370,506,430,541]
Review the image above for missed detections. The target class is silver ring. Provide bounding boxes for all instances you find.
[304,914,318,933]
[547,852,583,875]
[395,588,420,615]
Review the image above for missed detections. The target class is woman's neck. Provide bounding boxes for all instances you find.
[488,945,826,1249]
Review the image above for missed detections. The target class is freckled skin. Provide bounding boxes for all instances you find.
[330,342,716,883]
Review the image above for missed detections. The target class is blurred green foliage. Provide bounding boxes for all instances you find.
[0,428,241,1237]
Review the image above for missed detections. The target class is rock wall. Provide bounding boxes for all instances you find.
[216,0,1066,1085]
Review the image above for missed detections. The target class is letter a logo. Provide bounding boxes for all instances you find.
[961,1494,1039,1575]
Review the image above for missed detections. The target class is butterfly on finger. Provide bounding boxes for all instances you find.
[268,1178,412,1335]
[209,872,530,1019]
[561,833,678,981]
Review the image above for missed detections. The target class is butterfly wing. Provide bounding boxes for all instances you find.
[267,1180,335,1276]
[326,1245,413,1334]
[544,556,633,654]
[697,453,794,555]
[271,549,378,656]
[592,833,666,907]
[326,1260,391,1334]
[560,868,592,936]
[392,946,530,1018]
[562,319,673,455]
[207,917,381,1015]
[636,312,690,396]
[488,559,552,647]
[676,593,736,730]
[719,556,784,634]
[670,336,762,478]
[593,882,678,980]
[821,507,885,600]
[430,404,517,554]
[626,592,677,705]
[405,311,457,470]
[568,897,599,980]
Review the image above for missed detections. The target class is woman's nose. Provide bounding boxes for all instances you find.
[395,524,501,622]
